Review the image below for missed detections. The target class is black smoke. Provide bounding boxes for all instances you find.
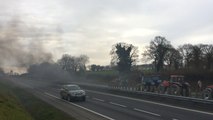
[0,17,52,72]
[26,62,71,82]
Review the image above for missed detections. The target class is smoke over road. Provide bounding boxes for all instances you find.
[0,17,53,72]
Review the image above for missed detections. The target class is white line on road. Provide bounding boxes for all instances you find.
[133,108,161,117]
[109,102,127,108]
[93,98,105,102]
[172,118,179,120]
[44,92,115,120]
[86,89,213,116]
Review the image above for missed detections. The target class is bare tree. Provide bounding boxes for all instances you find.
[191,44,204,69]
[143,36,172,72]
[202,44,213,70]
[178,44,193,69]
[165,47,183,70]
[77,55,89,72]
[58,54,89,74]
[57,54,76,73]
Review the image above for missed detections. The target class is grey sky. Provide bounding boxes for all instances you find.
[0,0,213,70]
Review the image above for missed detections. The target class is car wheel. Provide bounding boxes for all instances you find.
[61,95,64,99]
[82,96,86,101]
[170,85,180,95]
[67,95,72,102]
[67,95,73,102]
[203,88,212,100]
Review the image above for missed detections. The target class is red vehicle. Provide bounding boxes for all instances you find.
[160,75,191,96]
[203,85,213,100]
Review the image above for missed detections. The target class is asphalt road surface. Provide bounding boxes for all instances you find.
[9,77,213,120]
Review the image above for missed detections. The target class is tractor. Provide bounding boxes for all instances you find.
[160,75,191,96]
[141,75,162,92]
[202,85,213,100]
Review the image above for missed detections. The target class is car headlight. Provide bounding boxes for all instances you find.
[82,91,86,95]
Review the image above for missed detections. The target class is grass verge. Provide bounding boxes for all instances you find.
[0,80,33,120]
[0,78,76,120]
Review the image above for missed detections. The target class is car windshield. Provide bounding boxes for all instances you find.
[66,85,80,91]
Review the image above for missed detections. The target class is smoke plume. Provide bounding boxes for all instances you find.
[0,17,52,72]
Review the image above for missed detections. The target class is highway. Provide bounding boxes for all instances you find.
[9,77,213,120]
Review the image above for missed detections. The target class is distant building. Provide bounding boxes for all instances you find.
[137,64,155,71]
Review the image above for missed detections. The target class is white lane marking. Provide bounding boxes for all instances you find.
[86,90,213,116]
[44,92,115,120]
[109,102,127,108]
[134,108,161,117]
[93,98,105,102]
[172,118,179,120]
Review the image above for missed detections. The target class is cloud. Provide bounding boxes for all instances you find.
[0,0,213,71]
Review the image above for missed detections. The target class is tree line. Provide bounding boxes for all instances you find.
[111,36,213,73]
[26,54,89,78]
[57,54,89,74]
[26,35,213,77]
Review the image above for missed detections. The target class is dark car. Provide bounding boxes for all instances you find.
[60,84,86,101]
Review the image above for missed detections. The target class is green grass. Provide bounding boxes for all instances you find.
[85,70,118,82]
[0,81,33,120]
[0,79,76,120]
[15,88,75,120]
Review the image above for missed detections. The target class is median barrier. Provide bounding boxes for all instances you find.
[72,82,213,112]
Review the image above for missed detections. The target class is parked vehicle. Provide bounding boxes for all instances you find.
[202,85,213,100]
[141,75,162,92]
[160,75,191,96]
[60,84,86,102]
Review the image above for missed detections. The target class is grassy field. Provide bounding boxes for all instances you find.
[0,78,76,120]
[85,70,118,82]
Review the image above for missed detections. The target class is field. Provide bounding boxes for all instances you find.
[85,70,118,83]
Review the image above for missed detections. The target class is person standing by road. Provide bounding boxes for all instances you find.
[197,80,202,92]
[197,80,202,97]
[162,80,169,94]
